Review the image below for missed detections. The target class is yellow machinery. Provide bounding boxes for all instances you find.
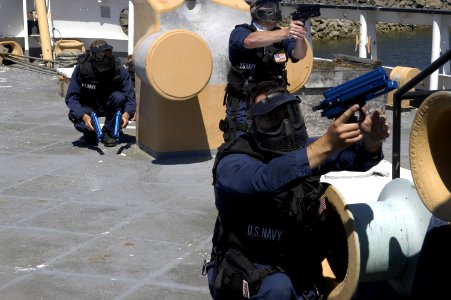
[133,0,313,158]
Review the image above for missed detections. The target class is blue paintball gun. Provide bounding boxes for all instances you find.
[312,67,398,121]
[113,110,121,142]
[90,111,103,142]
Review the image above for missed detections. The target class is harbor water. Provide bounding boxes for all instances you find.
[312,27,450,70]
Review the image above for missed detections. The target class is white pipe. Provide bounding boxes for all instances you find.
[326,179,432,299]
[128,0,135,55]
[22,0,29,56]
[359,13,368,58]
[430,15,441,90]
[442,24,450,76]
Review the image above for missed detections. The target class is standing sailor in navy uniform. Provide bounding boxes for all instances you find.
[221,0,308,141]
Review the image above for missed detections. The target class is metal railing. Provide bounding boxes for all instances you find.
[392,49,451,178]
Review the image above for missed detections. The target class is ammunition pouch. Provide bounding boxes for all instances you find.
[276,178,327,233]
[219,116,248,143]
[220,93,248,142]
[212,247,284,299]
[207,216,284,299]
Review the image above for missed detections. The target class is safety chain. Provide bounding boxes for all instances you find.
[0,53,65,76]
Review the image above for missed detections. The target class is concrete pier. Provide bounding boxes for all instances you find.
[0,65,214,299]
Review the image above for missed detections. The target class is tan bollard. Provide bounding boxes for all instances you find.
[133,0,313,158]
[386,66,420,109]
[410,91,451,221]
[0,41,25,65]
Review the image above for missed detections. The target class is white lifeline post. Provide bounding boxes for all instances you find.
[22,0,29,56]
[128,0,135,56]
[430,14,442,90]
[441,23,450,78]
[359,12,368,58]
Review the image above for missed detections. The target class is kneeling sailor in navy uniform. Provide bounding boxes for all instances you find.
[65,39,135,147]
[204,81,389,299]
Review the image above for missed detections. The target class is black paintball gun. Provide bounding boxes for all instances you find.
[291,4,321,23]
[312,67,398,120]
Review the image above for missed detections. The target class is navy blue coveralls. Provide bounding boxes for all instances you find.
[207,137,384,299]
[225,22,299,139]
[65,62,136,136]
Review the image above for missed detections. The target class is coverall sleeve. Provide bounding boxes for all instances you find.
[118,66,136,117]
[216,147,313,195]
[317,141,384,174]
[283,38,300,63]
[216,139,383,195]
[228,26,252,65]
[65,66,90,120]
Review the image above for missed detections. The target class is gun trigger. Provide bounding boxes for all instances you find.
[358,107,366,122]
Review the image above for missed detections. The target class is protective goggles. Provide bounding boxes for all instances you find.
[91,44,113,61]
[249,93,304,134]
[252,0,282,23]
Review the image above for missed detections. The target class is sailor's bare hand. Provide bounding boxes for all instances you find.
[82,114,95,131]
[307,104,362,169]
[360,108,390,152]
[289,20,307,40]
[121,112,130,129]
[325,104,363,150]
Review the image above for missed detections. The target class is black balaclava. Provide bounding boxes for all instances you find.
[90,43,116,74]
[249,92,308,154]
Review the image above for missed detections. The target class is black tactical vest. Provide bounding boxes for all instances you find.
[77,54,121,113]
[212,137,328,291]
[226,24,289,99]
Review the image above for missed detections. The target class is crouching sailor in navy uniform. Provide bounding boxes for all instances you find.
[65,39,135,147]
[204,81,390,299]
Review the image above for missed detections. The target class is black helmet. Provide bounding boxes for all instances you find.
[250,0,282,24]
[248,92,308,154]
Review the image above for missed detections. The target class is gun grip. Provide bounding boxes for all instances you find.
[347,107,365,124]
[346,114,357,124]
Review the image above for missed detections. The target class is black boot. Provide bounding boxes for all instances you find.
[102,128,117,147]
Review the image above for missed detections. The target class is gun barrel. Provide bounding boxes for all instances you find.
[91,112,103,142]
[314,67,398,119]
[292,4,321,21]
[113,110,121,142]
[324,68,386,98]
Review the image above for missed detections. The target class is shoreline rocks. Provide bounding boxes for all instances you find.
[284,0,451,40]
